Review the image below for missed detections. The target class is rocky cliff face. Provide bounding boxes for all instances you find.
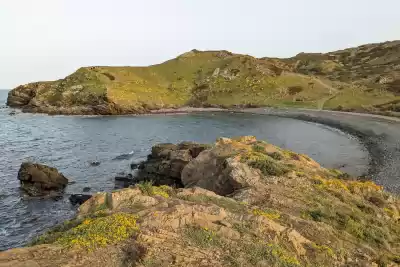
[1,137,399,266]
[7,41,400,115]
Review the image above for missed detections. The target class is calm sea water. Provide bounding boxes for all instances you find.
[0,89,369,250]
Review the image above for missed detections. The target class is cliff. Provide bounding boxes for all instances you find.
[1,137,399,266]
[7,41,400,115]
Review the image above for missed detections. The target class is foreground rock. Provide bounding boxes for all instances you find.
[2,137,399,266]
[17,162,69,197]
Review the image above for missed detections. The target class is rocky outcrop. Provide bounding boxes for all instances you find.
[6,84,37,108]
[17,162,69,196]
[2,137,400,267]
[136,142,211,186]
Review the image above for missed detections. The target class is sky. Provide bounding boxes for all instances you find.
[0,0,399,89]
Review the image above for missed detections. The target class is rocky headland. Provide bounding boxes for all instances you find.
[7,41,400,116]
[1,137,399,266]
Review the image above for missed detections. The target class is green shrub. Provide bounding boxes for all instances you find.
[248,157,290,176]
[252,144,266,153]
[268,151,284,160]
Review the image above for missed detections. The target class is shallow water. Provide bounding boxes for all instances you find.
[0,90,369,250]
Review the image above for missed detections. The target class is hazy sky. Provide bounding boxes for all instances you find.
[1,0,399,88]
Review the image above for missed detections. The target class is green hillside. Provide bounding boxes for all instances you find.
[7,41,400,115]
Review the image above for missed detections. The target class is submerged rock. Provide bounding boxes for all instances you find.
[17,162,69,197]
[89,161,100,166]
[113,152,135,161]
[130,161,142,170]
[82,187,91,192]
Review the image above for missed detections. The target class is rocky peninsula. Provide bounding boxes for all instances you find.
[1,137,399,266]
[6,41,400,116]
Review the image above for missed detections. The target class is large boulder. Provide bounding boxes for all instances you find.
[181,147,262,196]
[17,162,69,196]
[136,142,210,186]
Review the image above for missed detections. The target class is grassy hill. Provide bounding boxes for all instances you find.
[7,41,400,115]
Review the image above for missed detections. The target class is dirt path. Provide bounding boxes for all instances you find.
[282,72,339,110]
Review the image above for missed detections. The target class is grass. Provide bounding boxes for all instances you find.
[182,224,300,267]
[224,242,300,267]
[183,225,221,248]
[306,203,390,246]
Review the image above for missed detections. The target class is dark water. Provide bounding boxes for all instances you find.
[0,90,369,250]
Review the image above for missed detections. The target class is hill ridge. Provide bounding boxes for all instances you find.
[7,40,400,115]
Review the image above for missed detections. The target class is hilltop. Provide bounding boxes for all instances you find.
[1,137,399,266]
[7,41,400,115]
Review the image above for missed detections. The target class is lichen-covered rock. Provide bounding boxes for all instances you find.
[181,152,262,196]
[17,162,68,196]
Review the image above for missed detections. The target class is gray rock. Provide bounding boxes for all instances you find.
[18,162,69,196]
[181,150,262,196]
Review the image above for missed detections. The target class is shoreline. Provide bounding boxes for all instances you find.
[236,107,400,194]
[5,104,400,193]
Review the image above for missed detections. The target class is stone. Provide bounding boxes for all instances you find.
[17,162,68,196]
[69,194,92,206]
[89,161,100,166]
[115,173,134,182]
[130,162,140,170]
[82,187,91,192]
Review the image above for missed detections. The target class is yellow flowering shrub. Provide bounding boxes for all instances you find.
[56,213,139,250]
[252,208,281,220]
[267,243,300,266]
[347,180,383,193]
[152,185,171,198]
[138,181,171,198]
[312,175,349,192]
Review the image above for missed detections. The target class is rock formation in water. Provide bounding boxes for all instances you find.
[7,41,400,116]
[2,137,399,266]
[17,162,69,196]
